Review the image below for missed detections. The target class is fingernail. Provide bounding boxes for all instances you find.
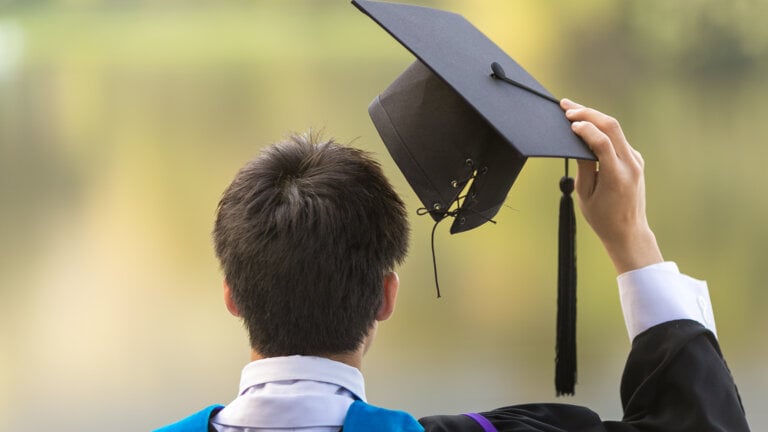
[565,109,579,118]
[561,98,574,107]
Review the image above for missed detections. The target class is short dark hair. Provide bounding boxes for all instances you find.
[213,132,410,357]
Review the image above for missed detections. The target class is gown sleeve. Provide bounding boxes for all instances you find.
[419,320,750,432]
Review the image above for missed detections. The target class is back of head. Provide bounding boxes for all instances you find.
[213,132,410,357]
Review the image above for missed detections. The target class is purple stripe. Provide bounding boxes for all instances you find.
[463,413,498,432]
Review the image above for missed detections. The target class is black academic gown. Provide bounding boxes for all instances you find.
[419,319,750,431]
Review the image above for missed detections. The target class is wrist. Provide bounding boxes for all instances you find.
[603,227,663,274]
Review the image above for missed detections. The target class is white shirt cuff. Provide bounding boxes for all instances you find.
[618,261,717,341]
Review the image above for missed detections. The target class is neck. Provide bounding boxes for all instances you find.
[250,349,364,370]
[249,326,375,371]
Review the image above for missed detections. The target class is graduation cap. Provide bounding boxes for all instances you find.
[352,0,596,396]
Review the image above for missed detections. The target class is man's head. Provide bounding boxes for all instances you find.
[213,132,410,358]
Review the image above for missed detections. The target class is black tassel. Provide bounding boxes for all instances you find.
[556,161,577,396]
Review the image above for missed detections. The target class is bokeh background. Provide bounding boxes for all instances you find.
[2,0,767,430]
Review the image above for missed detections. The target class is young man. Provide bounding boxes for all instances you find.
[154,101,750,431]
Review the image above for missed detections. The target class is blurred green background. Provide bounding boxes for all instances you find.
[1,0,766,430]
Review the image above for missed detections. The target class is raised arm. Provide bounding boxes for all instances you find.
[420,101,750,432]
[560,99,750,431]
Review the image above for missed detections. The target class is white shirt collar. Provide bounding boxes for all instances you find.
[237,355,366,401]
[211,355,367,430]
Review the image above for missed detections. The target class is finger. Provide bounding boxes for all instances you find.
[571,121,618,168]
[565,107,632,161]
[560,98,584,111]
[575,158,597,200]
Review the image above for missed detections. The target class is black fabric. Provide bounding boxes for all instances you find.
[419,320,750,431]
[352,0,594,160]
[354,0,593,234]
[367,60,526,233]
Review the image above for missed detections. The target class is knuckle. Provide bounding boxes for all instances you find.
[629,148,645,169]
[591,134,612,152]
[598,115,621,135]
[635,152,645,168]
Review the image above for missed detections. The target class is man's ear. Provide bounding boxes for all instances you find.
[223,280,240,317]
[376,271,399,322]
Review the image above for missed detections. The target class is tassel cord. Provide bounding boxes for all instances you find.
[556,158,578,396]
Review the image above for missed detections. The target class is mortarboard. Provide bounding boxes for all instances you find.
[352,0,596,396]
